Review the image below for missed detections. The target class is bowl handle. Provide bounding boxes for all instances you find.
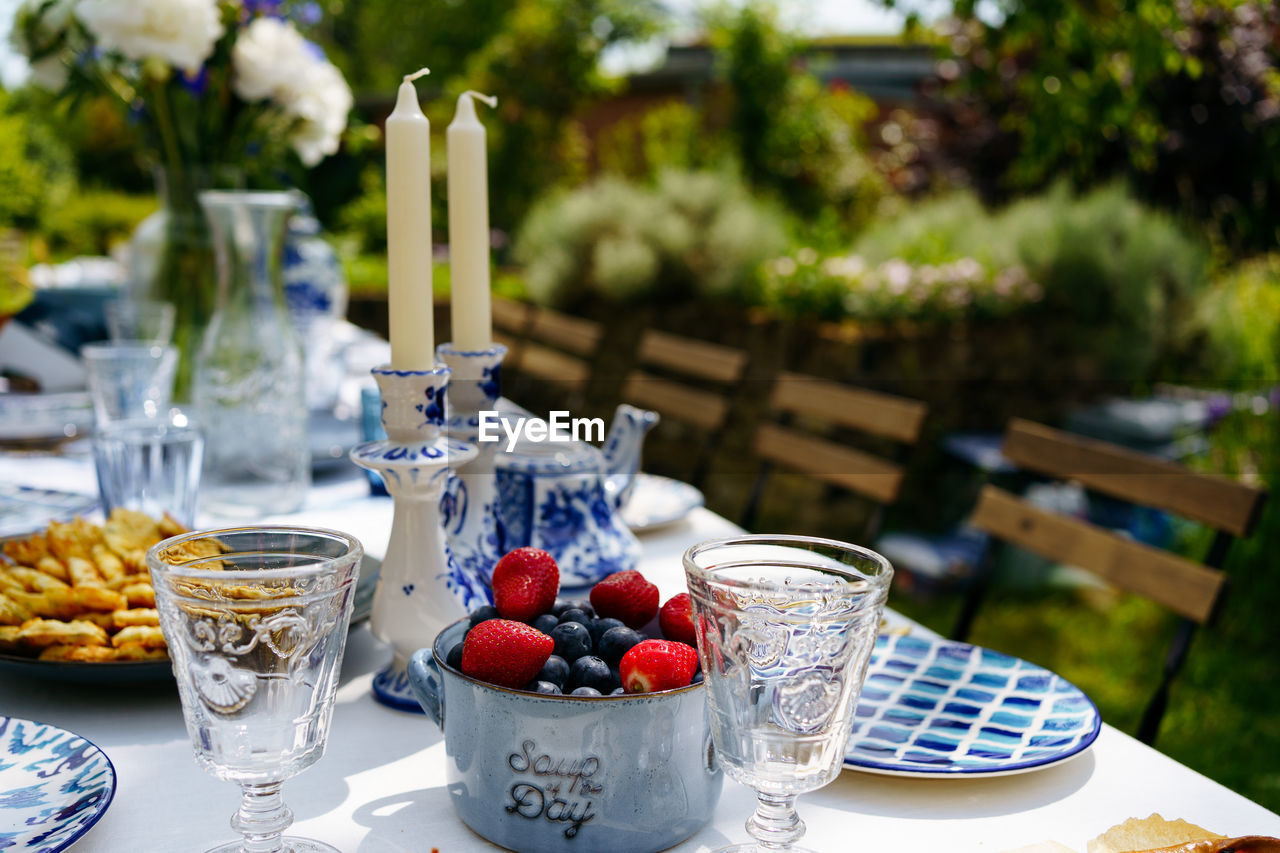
[407,648,445,729]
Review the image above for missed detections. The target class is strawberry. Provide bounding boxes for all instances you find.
[491,547,560,623]
[619,639,699,694]
[461,619,554,689]
[658,593,697,645]
[589,570,659,629]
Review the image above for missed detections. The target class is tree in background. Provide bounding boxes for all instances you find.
[911,0,1280,252]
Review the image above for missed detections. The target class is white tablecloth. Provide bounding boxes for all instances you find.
[3,455,1279,853]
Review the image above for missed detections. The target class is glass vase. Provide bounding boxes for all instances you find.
[195,191,310,518]
[129,166,243,399]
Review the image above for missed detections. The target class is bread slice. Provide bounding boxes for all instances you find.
[1087,815,1225,853]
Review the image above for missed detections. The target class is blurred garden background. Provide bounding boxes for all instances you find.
[1,0,1277,812]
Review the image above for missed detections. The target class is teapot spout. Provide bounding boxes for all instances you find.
[602,404,659,508]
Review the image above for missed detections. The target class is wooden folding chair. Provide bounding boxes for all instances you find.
[621,330,749,488]
[490,296,532,366]
[740,371,928,537]
[951,417,1269,745]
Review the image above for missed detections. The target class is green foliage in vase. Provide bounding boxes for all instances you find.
[515,170,786,308]
[907,0,1280,251]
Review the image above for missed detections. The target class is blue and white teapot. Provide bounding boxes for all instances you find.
[492,405,658,587]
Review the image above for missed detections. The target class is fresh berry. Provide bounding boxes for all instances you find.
[469,605,500,629]
[589,617,625,644]
[590,570,659,629]
[568,656,613,693]
[658,593,697,645]
[461,619,554,689]
[567,598,595,618]
[619,639,699,694]
[557,608,591,627]
[446,641,465,670]
[691,670,704,685]
[551,599,574,616]
[610,686,626,696]
[597,626,644,667]
[549,621,593,662]
[491,548,560,623]
[532,613,559,634]
[608,667,622,692]
[527,680,562,695]
[536,654,569,689]
[570,686,602,697]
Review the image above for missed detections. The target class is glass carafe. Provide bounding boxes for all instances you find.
[195,191,310,517]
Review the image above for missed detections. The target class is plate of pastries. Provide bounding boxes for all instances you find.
[0,508,181,683]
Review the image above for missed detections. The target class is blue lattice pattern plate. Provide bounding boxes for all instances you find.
[0,716,116,851]
[845,633,1101,777]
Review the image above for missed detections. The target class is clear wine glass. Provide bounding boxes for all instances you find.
[684,535,892,853]
[148,526,363,853]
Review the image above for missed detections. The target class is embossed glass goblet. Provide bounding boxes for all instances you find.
[149,526,363,853]
[684,535,892,853]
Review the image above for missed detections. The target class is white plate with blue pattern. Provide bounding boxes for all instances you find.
[621,474,704,532]
[0,716,116,851]
[845,633,1101,778]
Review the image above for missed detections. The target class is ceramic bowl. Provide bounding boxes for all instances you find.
[408,620,722,853]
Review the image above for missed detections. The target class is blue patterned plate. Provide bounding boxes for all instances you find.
[0,485,97,540]
[620,474,704,532]
[0,716,116,851]
[845,633,1101,777]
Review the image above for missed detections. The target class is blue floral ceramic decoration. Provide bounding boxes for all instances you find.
[619,474,704,532]
[845,633,1101,777]
[0,716,116,852]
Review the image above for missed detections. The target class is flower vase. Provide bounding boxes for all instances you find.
[128,166,242,399]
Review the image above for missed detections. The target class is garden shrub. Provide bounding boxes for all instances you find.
[515,169,786,308]
[1194,255,1280,384]
[40,191,156,257]
[0,92,75,230]
[850,184,1208,377]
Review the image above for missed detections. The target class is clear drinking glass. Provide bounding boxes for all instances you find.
[149,526,363,853]
[82,342,177,425]
[105,298,176,345]
[684,535,892,853]
[94,413,203,526]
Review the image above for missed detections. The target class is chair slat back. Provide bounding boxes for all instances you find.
[492,297,533,335]
[528,307,603,357]
[754,423,906,503]
[970,485,1227,623]
[518,343,591,389]
[770,372,928,444]
[636,330,749,384]
[623,372,728,431]
[1002,419,1266,537]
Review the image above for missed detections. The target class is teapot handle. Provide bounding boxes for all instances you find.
[408,647,445,729]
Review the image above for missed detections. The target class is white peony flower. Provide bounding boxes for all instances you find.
[76,0,223,74]
[232,16,352,165]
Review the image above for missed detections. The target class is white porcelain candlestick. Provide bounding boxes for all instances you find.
[437,342,507,585]
[351,364,487,711]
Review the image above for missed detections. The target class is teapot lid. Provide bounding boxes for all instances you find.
[494,434,603,474]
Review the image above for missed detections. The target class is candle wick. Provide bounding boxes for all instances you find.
[403,67,431,83]
[464,90,498,108]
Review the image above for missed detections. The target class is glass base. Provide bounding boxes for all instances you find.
[714,846,819,853]
[206,838,340,853]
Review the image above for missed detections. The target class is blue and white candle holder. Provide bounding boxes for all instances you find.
[437,342,507,589]
[351,364,488,711]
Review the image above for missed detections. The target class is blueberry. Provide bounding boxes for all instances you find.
[550,622,592,662]
[469,605,500,628]
[610,686,627,696]
[446,642,464,671]
[566,598,595,618]
[568,656,613,693]
[532,614,559,634]
[608,666,622,692]
[597,626,643,667]
[558,608,591,628]
[589,617,625,644]
[551,599,573,616]
[570,686,602,697]
[537,655,569,689]
[691,670,704,685]
[527,680,562,695]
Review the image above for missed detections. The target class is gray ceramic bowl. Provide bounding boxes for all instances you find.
[408,620,723,853]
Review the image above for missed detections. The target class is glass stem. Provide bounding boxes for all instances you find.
[746,791,806,850]
[231,782,293,853]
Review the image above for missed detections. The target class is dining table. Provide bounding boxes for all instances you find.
[3,446,1280,853]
